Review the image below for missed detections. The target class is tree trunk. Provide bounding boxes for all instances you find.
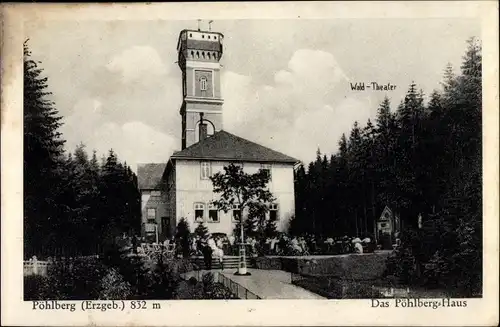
[355,209,359,236]
[371,180,376,239]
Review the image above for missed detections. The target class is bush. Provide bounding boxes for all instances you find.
[210,283,239,299]
[24,275,51,300]
[99,268,132,300]
[201,272,215,295]
[45,258,108,300]
[174,280,204,299]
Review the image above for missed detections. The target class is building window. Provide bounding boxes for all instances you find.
[194,203,205,222]
[147,208,156,223]
[208,204,219,223]
[200,76,208,91]
[151,190,161,197]
[200,161,211,179]
[261,164,272,181]
[232,204,241,222]
[269,203,278,221]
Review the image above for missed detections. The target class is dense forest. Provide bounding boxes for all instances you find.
[290,37,482,294]
[291,37,481,238]
[23,41,141,259]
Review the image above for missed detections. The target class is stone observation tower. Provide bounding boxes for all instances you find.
[177,26,224,149]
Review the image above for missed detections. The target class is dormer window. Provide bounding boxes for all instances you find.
[200,76,208,91]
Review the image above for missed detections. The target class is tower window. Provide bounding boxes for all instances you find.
[214,36,217,40]
[200,76,208,91]
[189,33,192,37]
[208,35,211,39]
[207,52,211,59]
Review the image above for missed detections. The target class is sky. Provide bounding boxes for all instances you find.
[25,18,480,171]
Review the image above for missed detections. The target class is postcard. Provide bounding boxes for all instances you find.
[1,1,498,326]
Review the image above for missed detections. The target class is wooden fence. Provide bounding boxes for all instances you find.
[23,255,100,277]
[23,260,51,276]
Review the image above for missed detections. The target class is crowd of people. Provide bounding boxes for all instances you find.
[123,231,394,270]
[186,232,382,264]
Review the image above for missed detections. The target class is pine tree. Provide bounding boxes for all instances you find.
[23,40,66,258]
[194,222,209,240]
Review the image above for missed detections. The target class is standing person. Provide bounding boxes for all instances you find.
[270,236,278,255]
[228,234,235,255]
[278,234,287,255]
[299,237,308,254]
[354,240,364,254]
[196,236,203,255]
[216,237,223,251]
[202,240,213,270]
[191,237,197,255]
[213,243,224,270]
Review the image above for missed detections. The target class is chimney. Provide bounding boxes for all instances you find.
[199,112,208,141]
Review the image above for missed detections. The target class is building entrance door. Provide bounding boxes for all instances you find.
[162,217,170,239]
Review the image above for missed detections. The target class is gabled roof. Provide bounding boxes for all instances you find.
[379,206,393,221]
[137,163,166,190]
[171,130,299,164]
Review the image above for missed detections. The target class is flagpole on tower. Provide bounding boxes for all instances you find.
[197,19,201,31]
[209,20,214,31]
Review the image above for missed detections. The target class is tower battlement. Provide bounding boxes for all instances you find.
[177,29,224,65]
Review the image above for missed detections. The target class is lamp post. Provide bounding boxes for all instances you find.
[235,211,251,276]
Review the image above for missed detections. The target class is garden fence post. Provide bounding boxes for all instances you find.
[33,257,38,275]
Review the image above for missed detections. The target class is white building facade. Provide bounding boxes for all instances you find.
[137,27,298,241]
